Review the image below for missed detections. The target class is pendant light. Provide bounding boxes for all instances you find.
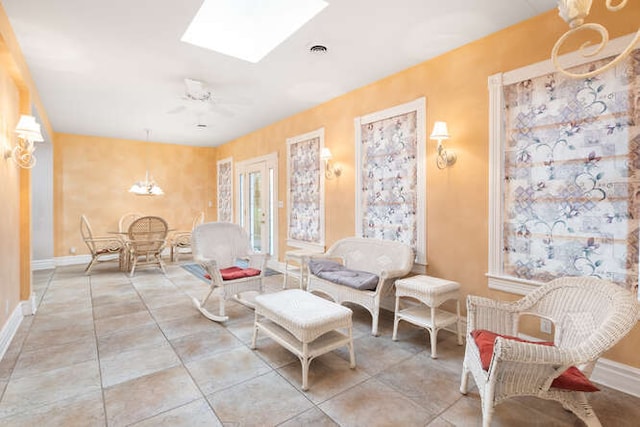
[129,129,164,196]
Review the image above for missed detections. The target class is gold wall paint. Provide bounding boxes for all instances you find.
[215,3,640,367]
[0,56,20,326]
[54,133,216,257]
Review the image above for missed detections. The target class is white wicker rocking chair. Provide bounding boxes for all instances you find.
[191,222,267,322]
[460,276,639,427]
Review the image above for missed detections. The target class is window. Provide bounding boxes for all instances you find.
[286,128,325,250]
[488,35,639,297]
[217,157,233,222]
[354,98,426,264]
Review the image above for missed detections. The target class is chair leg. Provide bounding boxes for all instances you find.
[371,307,380,336]
[460,364,470,394]
[130,257,137,277]
[482,397,494,427]
[84,256,97,274]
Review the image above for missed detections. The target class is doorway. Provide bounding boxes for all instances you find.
[236,153,278,258]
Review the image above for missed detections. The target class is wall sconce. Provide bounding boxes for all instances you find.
[4,114,44,169]
[430,121,456,169]
[320,147,342,179]
[552,0,640,78]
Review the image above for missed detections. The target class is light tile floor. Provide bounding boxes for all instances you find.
[0,263,639,426]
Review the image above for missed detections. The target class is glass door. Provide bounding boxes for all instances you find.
[236,154,277,256]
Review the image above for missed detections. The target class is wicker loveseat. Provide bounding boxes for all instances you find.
[306,237,414,336]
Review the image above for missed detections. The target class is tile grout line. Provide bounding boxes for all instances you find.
[88,271,110,427]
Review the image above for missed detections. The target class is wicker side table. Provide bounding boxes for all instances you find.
[392,275,463,358]
[282,249,317,289]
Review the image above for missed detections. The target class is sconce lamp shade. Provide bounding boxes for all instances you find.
[430,121,450,141]
[15,115,44,142]
[320,147,333,160]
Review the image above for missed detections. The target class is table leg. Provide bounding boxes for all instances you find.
[392,295,400,341]
[430,306,438,359]
[301,343,310,391]
[348,326,356,368]
[456,299,463,345]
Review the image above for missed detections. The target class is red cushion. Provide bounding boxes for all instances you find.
[219,266,261,280]
[471,329,599,392]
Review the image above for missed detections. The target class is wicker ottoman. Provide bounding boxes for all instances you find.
[251,289,355,390]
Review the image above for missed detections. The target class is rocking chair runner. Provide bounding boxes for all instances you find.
[191,222,268,322]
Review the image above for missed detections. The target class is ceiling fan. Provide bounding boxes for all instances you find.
[167,78,244,123]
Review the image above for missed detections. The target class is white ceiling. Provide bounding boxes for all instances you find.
[3,0,558,146]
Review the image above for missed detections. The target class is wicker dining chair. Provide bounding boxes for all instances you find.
[118,212,143,233]
[126,216,169,277]
[80,214,124,274]
[460,276,639,427]
[169,211,205,262]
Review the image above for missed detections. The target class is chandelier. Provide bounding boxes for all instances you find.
[129,129,164,196]
[552,0,640,78]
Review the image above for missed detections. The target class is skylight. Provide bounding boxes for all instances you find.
[181,0,329,63]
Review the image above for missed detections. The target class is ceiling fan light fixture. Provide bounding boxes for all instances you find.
[309,44,328,54]
[181,0,329,63]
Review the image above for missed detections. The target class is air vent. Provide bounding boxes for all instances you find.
[197,123,208,128]
[309,44,327,54]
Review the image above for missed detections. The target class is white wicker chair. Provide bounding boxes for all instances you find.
[306,237,414,336]
[191,222,267,322]
[80,214,124,274]
[460,277,639,427]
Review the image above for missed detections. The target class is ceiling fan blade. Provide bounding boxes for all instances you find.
[209,104,235,118]
[214,95,252,106]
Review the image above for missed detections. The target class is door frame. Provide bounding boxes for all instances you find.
[235,152,278,260]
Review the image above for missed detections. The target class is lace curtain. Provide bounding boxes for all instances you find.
[355,98,426,264]
[217,158,233,222]
[287,130,323,248]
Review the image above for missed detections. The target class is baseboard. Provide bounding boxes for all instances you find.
[32,258,55,271]
[21,294,37,316]
[0,303,24,362]
[55,254,91,266]
[591,358,640,398]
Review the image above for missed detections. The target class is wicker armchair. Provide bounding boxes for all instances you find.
[80,214,124,274]
[118,212,143,233]
[169,211,205,262]
[306,237,414,336]
[191,222,267,322]
[460,277,639,427]
[126,216,169,277]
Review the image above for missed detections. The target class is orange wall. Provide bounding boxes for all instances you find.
[54,133,216,257]
[216,4,640,367]
[0,55,20,326]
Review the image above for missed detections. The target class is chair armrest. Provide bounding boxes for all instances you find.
[245,253,268,270]
[466,295,520,336]
[489,338,587,390]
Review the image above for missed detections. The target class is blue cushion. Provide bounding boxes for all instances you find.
[308,258,379,291]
